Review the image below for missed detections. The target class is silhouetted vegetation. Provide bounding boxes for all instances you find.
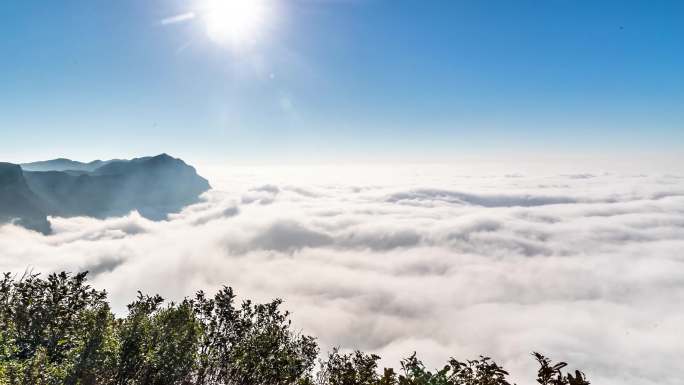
[0,272,589,385]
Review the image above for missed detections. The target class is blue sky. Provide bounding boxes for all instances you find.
[1,0,683,163]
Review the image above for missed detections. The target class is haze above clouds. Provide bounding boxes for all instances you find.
[1,164,683,385]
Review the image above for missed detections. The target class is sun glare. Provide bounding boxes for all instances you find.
[204,0,271,47]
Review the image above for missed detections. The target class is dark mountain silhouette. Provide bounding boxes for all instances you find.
[0,154,210,234]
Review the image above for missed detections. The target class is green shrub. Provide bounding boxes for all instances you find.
[0,272,589,385]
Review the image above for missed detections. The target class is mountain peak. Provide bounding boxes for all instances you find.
[147,153,179,163]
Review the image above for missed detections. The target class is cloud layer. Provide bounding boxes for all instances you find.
[1,165,683,385]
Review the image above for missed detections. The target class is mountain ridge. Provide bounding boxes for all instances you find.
[20,158,117,172]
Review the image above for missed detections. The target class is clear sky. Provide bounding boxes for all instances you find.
[1,0,683,163]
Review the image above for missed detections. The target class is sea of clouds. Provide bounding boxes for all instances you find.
[1,164,683,385]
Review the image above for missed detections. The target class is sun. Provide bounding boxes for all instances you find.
[203,0,271,47]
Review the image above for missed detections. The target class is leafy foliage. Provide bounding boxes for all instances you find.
[317,350,520,385]
[533,352,590,385]
[0,272,589,385]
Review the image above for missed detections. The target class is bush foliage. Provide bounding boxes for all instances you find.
[0,272,589,385]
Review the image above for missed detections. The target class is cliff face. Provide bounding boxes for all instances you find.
[0,163,52,234]
[1,155,210,234]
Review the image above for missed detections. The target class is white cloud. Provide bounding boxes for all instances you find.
[1,165,683,385]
